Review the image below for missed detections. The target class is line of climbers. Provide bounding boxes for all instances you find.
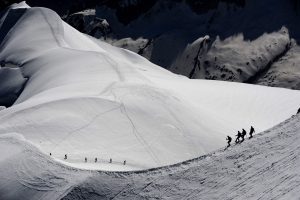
[226,126,255,148]
[49,153,127,165]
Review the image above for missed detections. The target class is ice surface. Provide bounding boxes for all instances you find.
[0,2,300,172]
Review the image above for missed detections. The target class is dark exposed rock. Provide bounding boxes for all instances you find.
[186,0,245,14]
[66,11,111,39]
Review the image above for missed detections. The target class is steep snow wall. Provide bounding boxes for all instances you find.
[1,3,300,171]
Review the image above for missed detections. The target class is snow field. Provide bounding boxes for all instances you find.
[0,2,300,171]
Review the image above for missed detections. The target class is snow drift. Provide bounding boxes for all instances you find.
[1,2,300,171]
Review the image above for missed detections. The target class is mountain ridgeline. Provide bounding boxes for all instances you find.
[1,1,247,20]
[63,0,300,90]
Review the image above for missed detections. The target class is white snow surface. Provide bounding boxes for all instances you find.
[1,2,300,171]
[0,133,91,200]
[2,106,300,199]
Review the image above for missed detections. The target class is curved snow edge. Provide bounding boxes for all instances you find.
[2,113,295,175]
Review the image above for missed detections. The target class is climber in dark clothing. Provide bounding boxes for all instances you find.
[297,108,300,114]
[240,129,247,143]
[249,126,255,139]
[64,154,67,160]
[226,136,232,148]
[235,131,242,143]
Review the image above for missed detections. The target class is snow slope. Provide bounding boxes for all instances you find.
[1,2,300,172]
[63,113,300,200]
[2,104,300,199]
[0,133,91,200]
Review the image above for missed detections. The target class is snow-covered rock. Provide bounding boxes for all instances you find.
[64,0,300,89]
[66,9,111,39]
[256,40,300,89]
[171,28,291,81]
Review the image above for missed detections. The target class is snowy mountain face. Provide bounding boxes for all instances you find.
[61,0,300,90]
[3,1,300,90]
[1,2,300,199]
[1,1,300,172]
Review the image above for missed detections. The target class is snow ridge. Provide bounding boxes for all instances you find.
[2,113,300,199]
[63,114,300,199]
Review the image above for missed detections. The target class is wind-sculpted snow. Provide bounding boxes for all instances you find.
[1,2,300,172]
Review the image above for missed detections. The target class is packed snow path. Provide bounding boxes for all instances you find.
[1,113,300,199]
[1,2,300,171]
